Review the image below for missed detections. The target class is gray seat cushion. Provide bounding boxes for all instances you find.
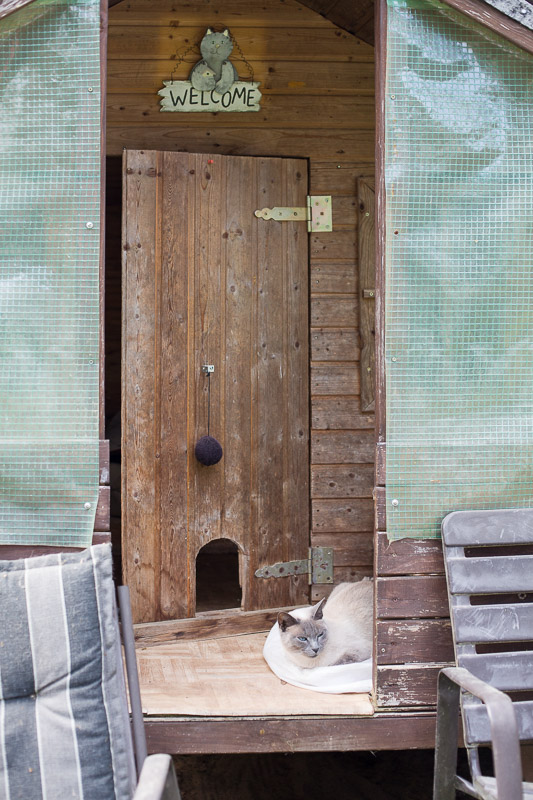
[0,545,136,799]
[474,776,533,799]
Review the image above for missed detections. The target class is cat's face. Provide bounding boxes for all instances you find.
[201,29,233,60]
[278,599,328,661]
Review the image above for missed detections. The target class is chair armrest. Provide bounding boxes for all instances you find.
[133,754,181,800]
[438,667,522,800]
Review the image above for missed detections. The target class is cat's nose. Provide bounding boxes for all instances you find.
[311,647,319,654]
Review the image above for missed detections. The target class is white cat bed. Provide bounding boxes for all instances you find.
[263,605,373,695]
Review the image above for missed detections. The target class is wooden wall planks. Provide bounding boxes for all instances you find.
[107,0,375,619]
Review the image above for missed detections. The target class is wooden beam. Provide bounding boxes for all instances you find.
[294,0,375,46]
[145,713,439,754]
[374,0,387,444]
[0,532,110,560]
[0,0,37,21]
[440,0,533,55]
[134,607,289,648]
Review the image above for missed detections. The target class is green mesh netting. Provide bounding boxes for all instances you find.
[385,0,533,539]
[0,0,100,546]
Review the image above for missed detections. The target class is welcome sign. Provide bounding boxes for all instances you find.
[159,81,262,112]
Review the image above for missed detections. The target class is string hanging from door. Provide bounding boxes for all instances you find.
[195,366,223,466]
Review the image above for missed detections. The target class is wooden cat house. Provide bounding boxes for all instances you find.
[1,0,532,756]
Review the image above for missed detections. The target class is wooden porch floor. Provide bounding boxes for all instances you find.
[136,630,374,717]
[134,610,438,754]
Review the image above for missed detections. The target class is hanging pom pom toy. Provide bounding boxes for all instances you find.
[195,364,223,466]
[195,434,223,466]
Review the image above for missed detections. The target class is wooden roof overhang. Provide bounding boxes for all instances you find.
[1,0,532,53]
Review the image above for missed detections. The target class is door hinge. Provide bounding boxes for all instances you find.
[254,196,332,233]
[254,546,333,585]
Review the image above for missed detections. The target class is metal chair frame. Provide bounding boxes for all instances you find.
[433,508,533,800]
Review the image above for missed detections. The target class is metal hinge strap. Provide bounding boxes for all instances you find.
[254,196,332,233]
[254,546,333,585]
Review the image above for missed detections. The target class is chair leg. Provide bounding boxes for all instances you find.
[434,671,461,800]
[118,585,148,775]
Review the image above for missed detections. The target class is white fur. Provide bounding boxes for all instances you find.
[280,580,373,669]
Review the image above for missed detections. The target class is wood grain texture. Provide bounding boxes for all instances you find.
[109,0,377,619]
[122,151,310,622]
[311,430,375,464]
[374,0,386,443]
[376,619,454,665]
[375,441,386,485]
[122,149,162,622]
[311,464,374,497]
[376,665,445,707]
[312,498,373,532]
[145,714,440,754]
[107,26,373,61]
[310,162,368,194]
[377,576,449,619]
[310,263,356,293]
[311,363,360,395]
[107,60,375,95]
[376,531,444,576]
[374,485,386,529]
[311,397,374,430]
[108,0,343,27]
[312,531,374,565]
[0,532,110,561]
[296,0,375,45]
[311,296,357,327]
[94,486,110,532]
[358,178,375,411]
[134,607,292,647]
[107,128,375,161]
[311,329,359,362]
[136,632,374,716]
[108,93,375,130]
[99,439,110,485]
[0,0,35,19]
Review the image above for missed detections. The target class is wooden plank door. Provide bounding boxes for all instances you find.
[122,150,310,623]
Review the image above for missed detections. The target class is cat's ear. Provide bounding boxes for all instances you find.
[311,597,326,621]
[222,28,230,37]
[206,27,213,35]
[278,611,298,632]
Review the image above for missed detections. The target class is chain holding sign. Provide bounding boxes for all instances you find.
[159,28,262,113]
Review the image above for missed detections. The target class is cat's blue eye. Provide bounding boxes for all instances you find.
[297,636,307,642]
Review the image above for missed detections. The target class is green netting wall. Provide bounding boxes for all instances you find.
[385,0,533,538]
[0,0,100,546]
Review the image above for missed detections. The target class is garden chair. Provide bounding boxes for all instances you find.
[0,544,180,800]
[434,508,533,800]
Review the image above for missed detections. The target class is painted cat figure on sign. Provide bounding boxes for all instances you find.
[278,580,373,669]
[189,28,239,95]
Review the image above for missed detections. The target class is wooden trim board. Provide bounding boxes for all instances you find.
[134,606,292,647]
[440,0,533,54]
[144,712,442,754]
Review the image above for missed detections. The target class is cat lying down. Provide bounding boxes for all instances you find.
[277,580,373,669]
[262,580,373,693]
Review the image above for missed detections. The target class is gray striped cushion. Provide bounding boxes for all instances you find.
[0,545,136,800]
